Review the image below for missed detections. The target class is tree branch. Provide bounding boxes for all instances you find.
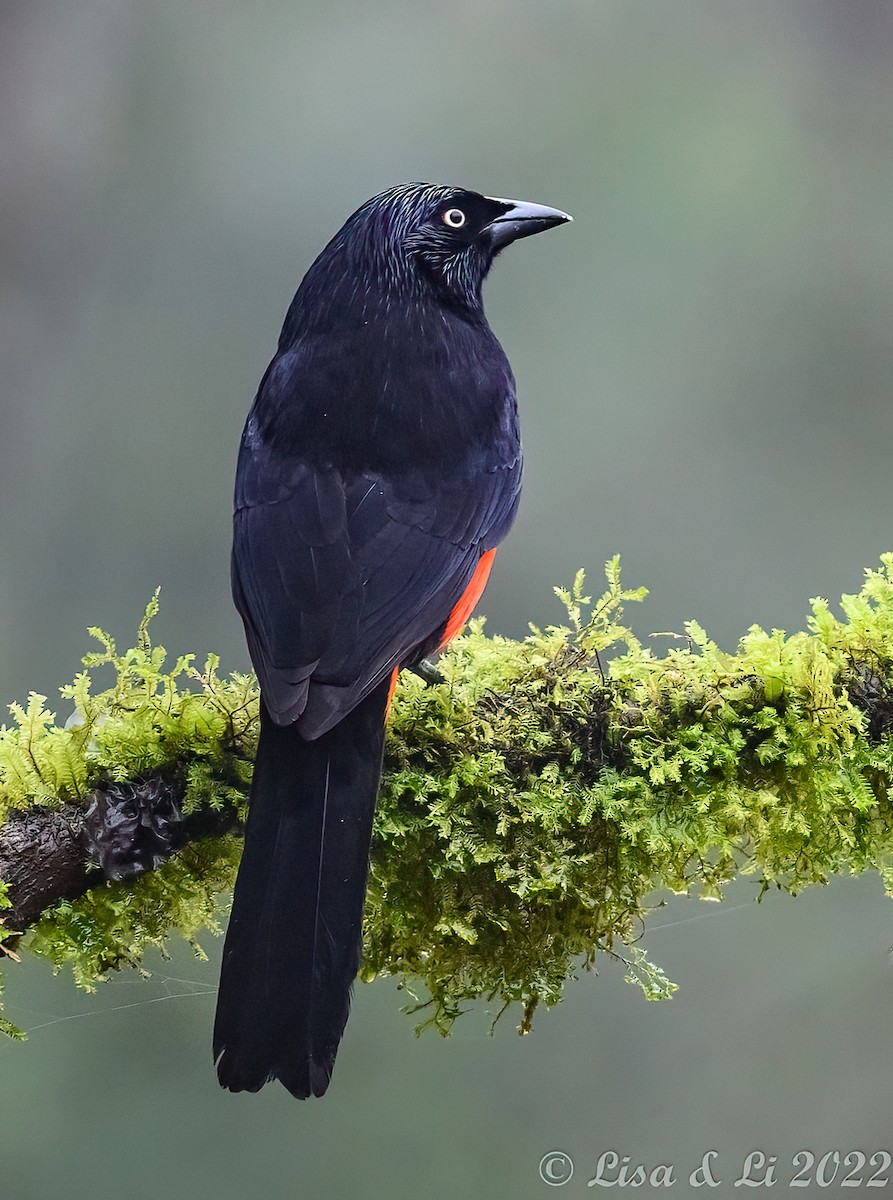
[3,558,893,1038]
[0,804,92,931]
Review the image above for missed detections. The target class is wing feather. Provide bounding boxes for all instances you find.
[233,449,520,734]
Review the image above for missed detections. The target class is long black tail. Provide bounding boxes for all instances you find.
[213,679,390,1098]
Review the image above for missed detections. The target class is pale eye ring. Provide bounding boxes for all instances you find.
[442,208,466,228]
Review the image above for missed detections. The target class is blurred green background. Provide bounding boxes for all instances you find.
[3,1,893,1196]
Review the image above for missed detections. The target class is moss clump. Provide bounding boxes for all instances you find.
[4,558,893,1039]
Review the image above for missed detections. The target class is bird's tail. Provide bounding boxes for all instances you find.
[213,679,390,1098]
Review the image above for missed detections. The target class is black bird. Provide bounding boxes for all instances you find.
[213,182,570,1097]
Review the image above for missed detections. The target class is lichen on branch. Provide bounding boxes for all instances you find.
[3,557,893,1041]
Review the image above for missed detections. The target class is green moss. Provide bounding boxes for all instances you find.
[4,558,893,1039]
[28,838,241,988]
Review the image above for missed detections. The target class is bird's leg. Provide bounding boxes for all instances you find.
[408,658,445,686]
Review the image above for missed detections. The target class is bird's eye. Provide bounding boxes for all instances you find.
[442,208,466,229]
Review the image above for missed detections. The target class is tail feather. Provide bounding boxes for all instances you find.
[213,680,390,1098]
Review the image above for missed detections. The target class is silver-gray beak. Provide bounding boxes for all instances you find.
[484,197,573,250]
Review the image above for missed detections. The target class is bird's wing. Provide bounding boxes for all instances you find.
[233,439,521,737]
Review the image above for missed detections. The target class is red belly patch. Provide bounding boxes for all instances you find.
[440,547,497,648]
[385,548,497,722]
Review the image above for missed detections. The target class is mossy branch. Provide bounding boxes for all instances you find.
[3,557,893,1040]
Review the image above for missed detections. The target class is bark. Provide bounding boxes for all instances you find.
[0,792,240,941]
[0,805,93,934]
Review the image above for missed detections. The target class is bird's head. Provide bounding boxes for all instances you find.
[327,182,571,315]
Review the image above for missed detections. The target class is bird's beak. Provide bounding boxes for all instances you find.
[484,197,572,250]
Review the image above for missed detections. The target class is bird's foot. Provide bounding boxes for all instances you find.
[408,658,445,686]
